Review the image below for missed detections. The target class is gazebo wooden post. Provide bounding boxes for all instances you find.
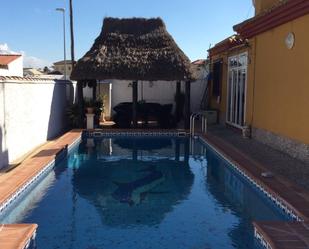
[92,80,97,101]
[175,81,181,122]
[77,80,84,128]
[184,138,189,163]
[175,139,180,161]
[132,140,138,161]
[184,80,191,129]
[132,81,138,128]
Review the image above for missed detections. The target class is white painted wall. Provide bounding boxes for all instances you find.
[82,64,209,119]
[110,80,178,114]
[83,85,93,99]
[107,68,208,116]
[191,64,209,112]
[0,84,8,168]
[0,56,23,77]
[0,78,76,168]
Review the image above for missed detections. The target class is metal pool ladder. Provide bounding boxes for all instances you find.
[190,112,208,137]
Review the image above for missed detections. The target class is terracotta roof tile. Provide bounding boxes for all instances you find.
[0,55,21,66]
[192,59,207,66]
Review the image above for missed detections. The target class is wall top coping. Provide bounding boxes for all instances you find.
[0,76,74,84]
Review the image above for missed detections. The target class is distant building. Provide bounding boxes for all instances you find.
[23,68,43,77]
[0,54,23,77]
[53,60,75,77]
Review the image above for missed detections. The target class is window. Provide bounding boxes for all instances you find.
[226,52,248,128]
[212,60,223,97]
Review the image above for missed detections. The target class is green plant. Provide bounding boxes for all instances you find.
[93,99,103,115]
[84,98,95,108]
[67,103,80,128]
[97,94,106,113]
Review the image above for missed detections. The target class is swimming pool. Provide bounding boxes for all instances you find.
[1,136,292,249]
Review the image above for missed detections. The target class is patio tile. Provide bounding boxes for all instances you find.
[0,130,81,209]
[254,222,309,249]
[0,224,38,249]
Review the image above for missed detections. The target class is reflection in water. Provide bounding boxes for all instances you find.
[112,166,164,205]
[72,158,194,227]
[4,137,290,249]
[71,137,193,227]
[205,148,291,249]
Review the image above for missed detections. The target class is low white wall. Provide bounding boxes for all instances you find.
[110,80,177,112]
[191,78,207,112]
[0,84,8,168]
[108,79,207,115]
[0,78,76,168]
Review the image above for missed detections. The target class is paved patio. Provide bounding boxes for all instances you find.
[0,224,37,249]
[254,221,309,249]
[208,125,309,190]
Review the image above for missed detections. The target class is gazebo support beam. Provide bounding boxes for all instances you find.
[175,81,181,122]
[92,80,97,101]
[77,80,84,128]
[132,81,138,128]
[184,81,191,129]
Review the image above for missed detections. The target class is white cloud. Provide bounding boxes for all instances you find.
[21,51,51,69]
[0,43,51,69]
[0,43,18,55]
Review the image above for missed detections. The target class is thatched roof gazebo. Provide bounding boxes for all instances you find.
[71,17,194,128]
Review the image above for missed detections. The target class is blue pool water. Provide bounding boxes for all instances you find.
[2,136,291,249]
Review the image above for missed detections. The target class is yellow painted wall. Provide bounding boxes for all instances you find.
[251,14,309,144]
[245,40,256,126]
[254,0,280,15]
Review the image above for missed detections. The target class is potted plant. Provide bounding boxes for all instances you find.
[66,103,80,128]
[84,98,95,114]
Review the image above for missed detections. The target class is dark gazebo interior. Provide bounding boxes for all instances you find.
[71,17,194,129]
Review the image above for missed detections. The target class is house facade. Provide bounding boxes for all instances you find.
[0,54,23,77]
[53,60,75,76]
[208,0,309,162]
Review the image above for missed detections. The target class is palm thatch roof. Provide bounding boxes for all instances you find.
[71,17,193,81]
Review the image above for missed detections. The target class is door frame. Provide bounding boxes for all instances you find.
[226,52,248,129]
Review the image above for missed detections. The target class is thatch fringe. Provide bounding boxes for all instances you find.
[71,17,194,81]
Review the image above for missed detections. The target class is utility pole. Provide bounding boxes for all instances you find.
[69,0,75,68]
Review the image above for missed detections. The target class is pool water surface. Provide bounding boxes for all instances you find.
[1,136,291,249]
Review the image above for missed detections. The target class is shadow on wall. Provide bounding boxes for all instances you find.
[0,126,9,169]
[46,81,75,140]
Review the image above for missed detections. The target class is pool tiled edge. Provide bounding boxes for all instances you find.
[0,130,82,249]
[200,133,309,249]
[85,129,187,138]
[199,135,301,221]
[1,129,308,249]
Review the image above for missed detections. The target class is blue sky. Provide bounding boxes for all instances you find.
[1,0,254,68]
